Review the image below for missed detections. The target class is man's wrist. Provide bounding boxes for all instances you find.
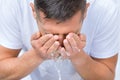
[70,49,89,66]
[29,48,44,63]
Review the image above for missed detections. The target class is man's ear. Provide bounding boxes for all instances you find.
[83,3,90,19]
[30,3,37,19]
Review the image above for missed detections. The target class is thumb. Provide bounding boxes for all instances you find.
[31,32,41,41]
[79,34,86,42]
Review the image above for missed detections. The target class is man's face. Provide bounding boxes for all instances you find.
[36,11,84,46]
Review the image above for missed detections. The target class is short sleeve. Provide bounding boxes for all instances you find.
[90,1,120,58]
[0,0,23,49]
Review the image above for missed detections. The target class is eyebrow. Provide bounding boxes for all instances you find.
[41,25,80,35]
[44,30,79,35]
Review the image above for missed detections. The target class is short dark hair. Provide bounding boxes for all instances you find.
[34,0,86,22]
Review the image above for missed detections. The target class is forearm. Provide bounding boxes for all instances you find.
[71,50,115,80]
[0,49,43,80]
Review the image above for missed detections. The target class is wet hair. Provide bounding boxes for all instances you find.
[34,0,86,22]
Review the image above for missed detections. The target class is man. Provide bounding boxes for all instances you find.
[0,0,119,80]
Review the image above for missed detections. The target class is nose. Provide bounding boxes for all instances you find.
[58,34,66,47]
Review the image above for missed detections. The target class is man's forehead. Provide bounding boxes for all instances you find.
[38,11,82,35]
[41,26,80,35]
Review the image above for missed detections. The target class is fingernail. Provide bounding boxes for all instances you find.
[69,33,73,36]
[54,35,59,40]
[55,41,59,45]
[48,34,53,37]
[66,33,73,39]
[66,35,70,39]
[63,39,67,43]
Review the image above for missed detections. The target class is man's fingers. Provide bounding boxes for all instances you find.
[73,33,86,48]
[72,33,81,47]
[43,35,59,51]
[60,47,68,59]
[63,39,72,55]
[79,34,86,42]
[47,41,60,58]
[47,41,60,53]
[66,35,77,50]
[79,34,86,48]
[37,34,53,47]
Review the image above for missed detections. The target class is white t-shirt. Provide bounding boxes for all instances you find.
[0,0,120,80]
